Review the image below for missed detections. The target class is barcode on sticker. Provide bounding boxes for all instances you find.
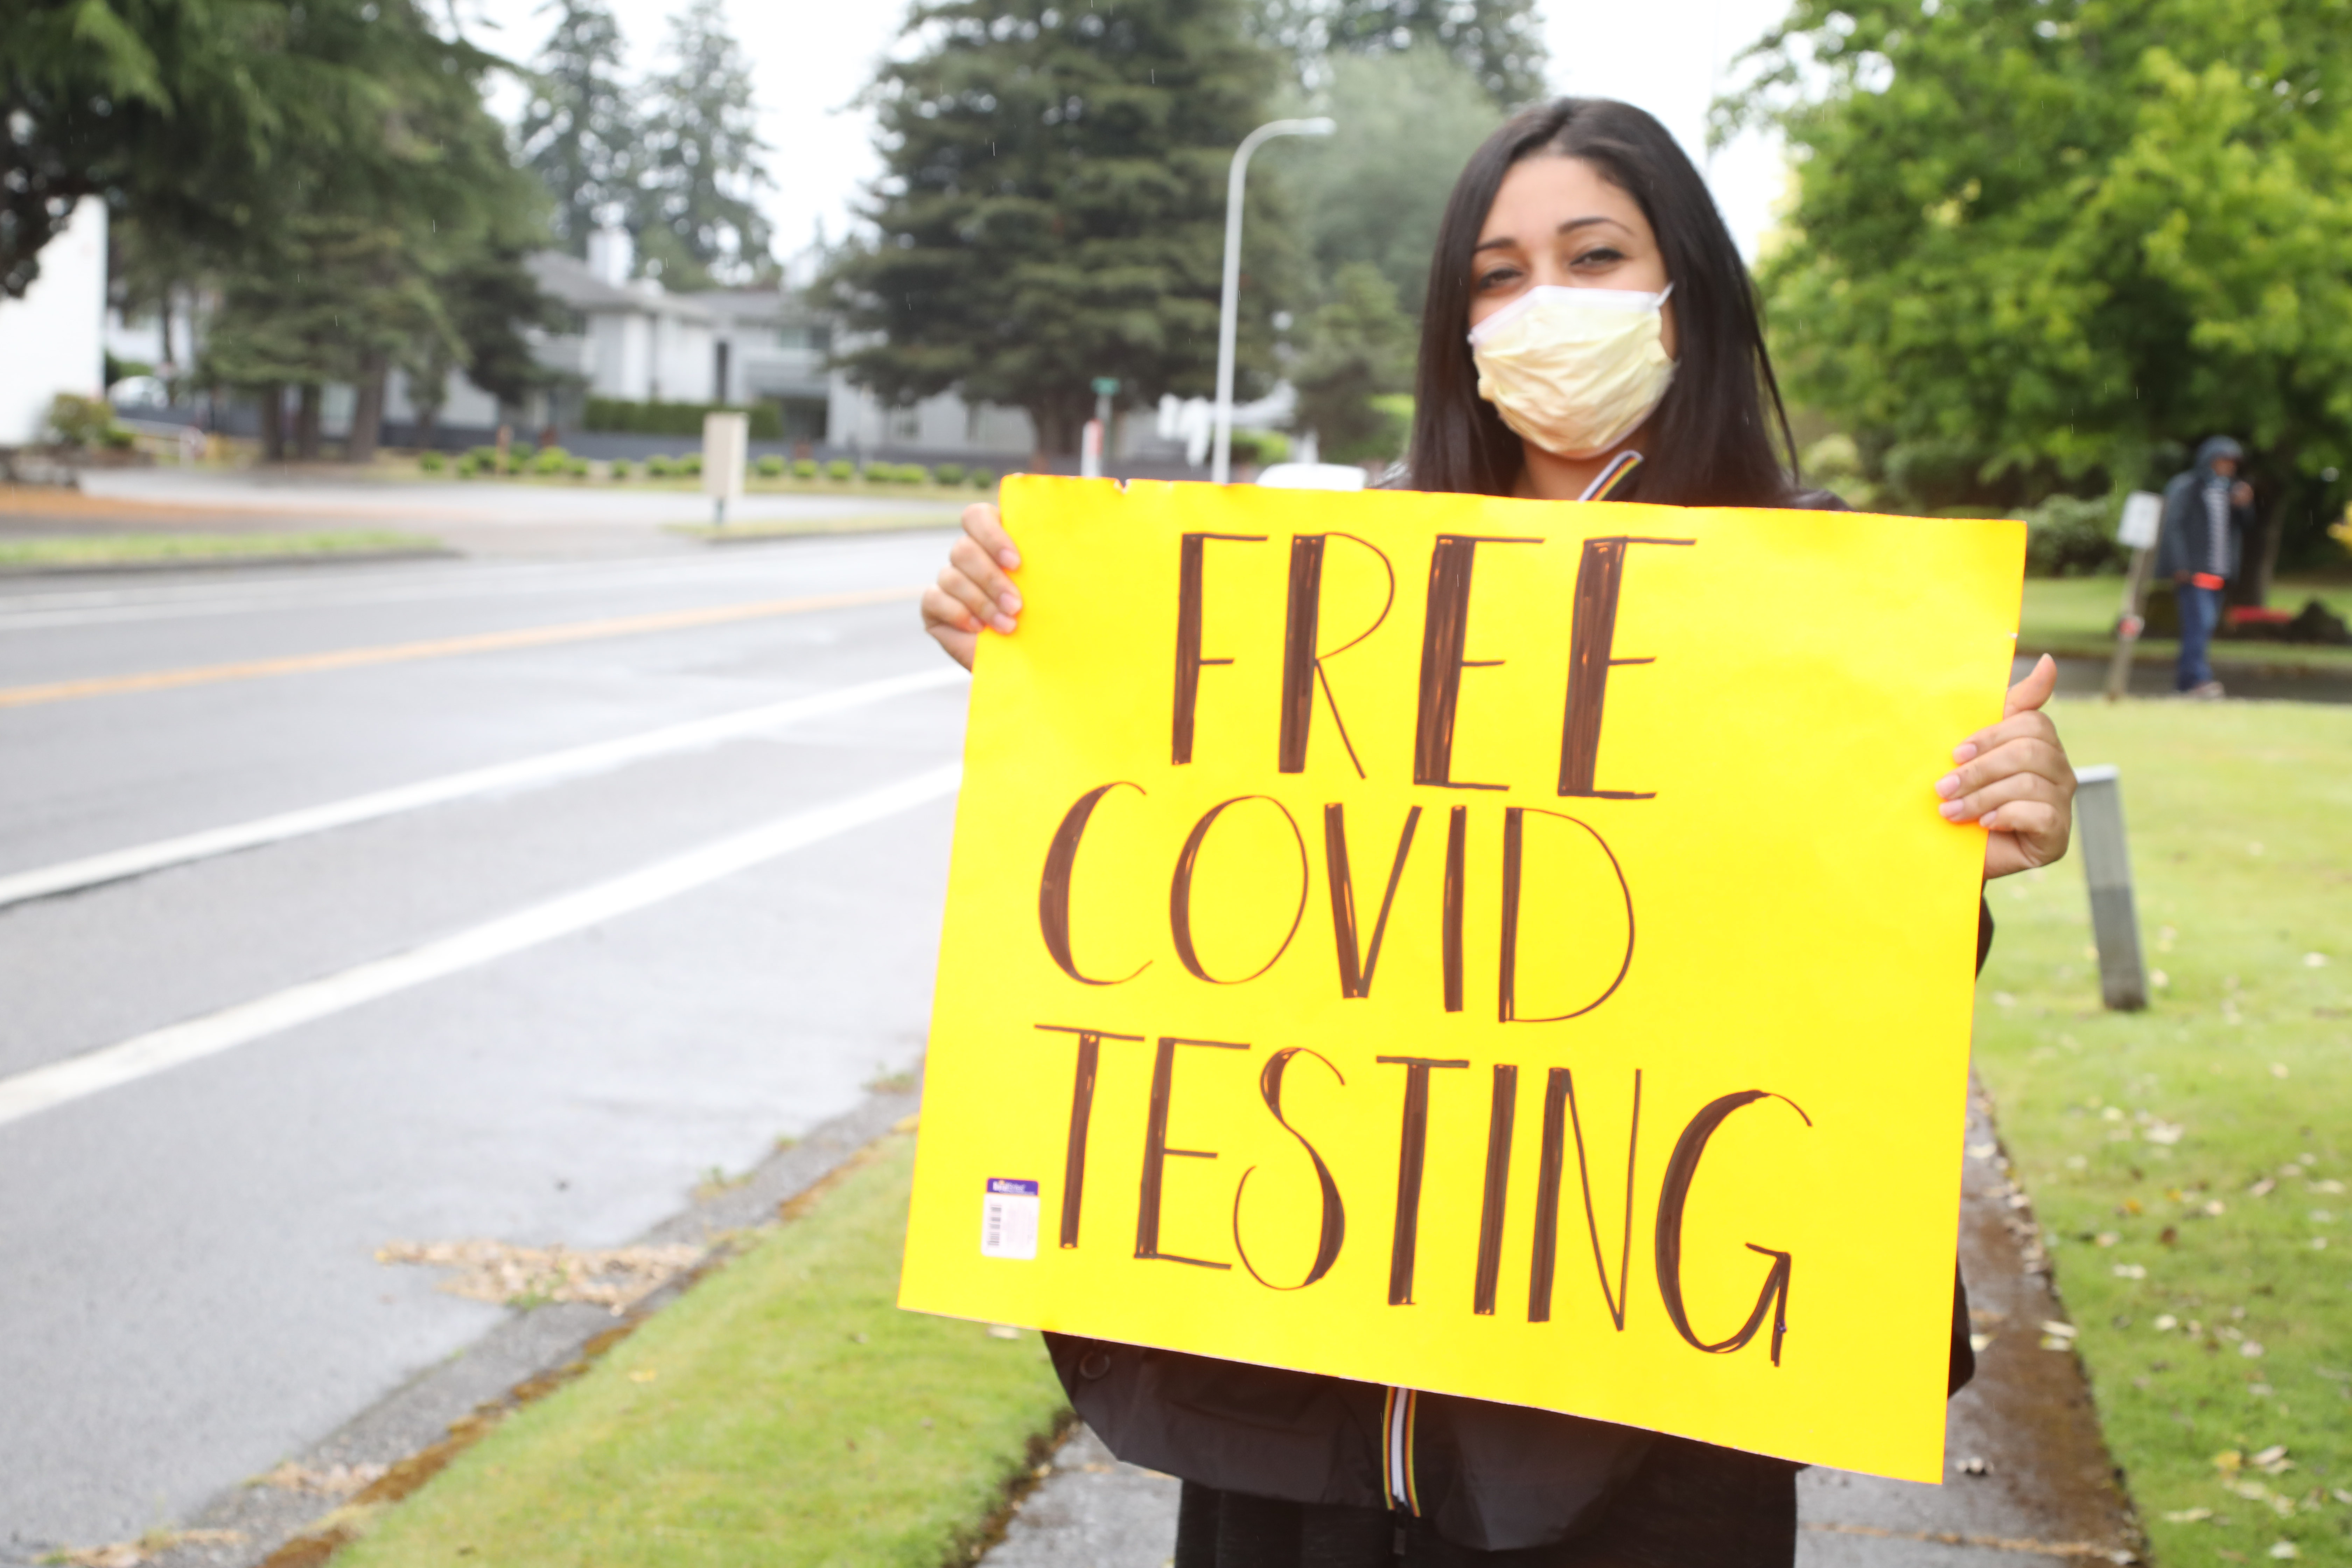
[981,1178,1040,1260]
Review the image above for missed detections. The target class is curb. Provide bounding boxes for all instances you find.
[51,1082,923,1568]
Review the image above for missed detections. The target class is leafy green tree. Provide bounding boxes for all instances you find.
[1292,260,1415,459]
[1276,47,1500,314]
[827,0,1296,458]
[1,0,502,297]
[517,0,638,254]
[1727,0,2352,594]
[1254,0,1546,107]
[634,0,773,288]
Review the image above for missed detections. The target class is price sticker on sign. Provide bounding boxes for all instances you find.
[898,476,2024,1481]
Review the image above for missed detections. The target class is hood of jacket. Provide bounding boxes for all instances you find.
[2195,435,2245,474]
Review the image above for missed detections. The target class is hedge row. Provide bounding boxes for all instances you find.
[583,398,783,440]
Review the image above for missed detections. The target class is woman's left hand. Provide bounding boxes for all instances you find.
[1937,654,2075,880]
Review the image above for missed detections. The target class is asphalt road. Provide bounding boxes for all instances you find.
[0,532,968,1552]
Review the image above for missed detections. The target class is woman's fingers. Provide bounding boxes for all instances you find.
[963,501,1021,573]
[920,584,980,671]
[2003,653,2058,718]
[1934,730,2069,812]
[936,553,1006,631]
[1934,653,2075,877]
[920,502,1024,674]
[1937,760,2066,825]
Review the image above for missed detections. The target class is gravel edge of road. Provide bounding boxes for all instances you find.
[28,1079,925,1568]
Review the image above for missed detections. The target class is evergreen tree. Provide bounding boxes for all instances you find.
[634,0,773,288]
[170,0,553,460]
[516,0,637,254]
[1254,0,1547,107]
[827,0,1293,457]
[1292,260,1414,460]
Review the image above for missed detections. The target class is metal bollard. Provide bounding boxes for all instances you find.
[2072,765,2146,1010]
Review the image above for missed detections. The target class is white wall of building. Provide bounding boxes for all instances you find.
[0,203,108,444]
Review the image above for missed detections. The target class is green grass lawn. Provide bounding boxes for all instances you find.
[2020,577,2352,673]
[334,1134,1071,1568]
[1974,698,2352,1566]
[0,531,439,568]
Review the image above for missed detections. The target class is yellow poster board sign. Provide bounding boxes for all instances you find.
[900,476,2023,1482]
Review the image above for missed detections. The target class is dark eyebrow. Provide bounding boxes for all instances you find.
[1471,215,1628,254]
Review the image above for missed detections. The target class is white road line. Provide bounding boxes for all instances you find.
[0,762,962,1130]
[0,666,965,909]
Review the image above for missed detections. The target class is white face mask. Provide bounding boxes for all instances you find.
[1468,283,1675,461]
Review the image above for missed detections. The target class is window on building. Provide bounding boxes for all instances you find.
[775,397,829,442]
[776,324,833,353]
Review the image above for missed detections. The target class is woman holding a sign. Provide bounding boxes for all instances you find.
[922,97,2074,1568]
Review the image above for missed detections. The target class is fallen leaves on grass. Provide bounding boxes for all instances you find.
[251,1460,387,1496]
[376,1239,705,1315]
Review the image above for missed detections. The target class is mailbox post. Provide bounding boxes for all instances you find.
[703,411,749,529]
[2073,764,2147,1010]
[2103,490,2164,702]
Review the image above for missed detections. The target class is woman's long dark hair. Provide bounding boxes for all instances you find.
[1406,98,1799,506]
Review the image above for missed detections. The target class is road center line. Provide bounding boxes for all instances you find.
[0,763,963,1131]
[0,584,919,708]
[0,666,965,910]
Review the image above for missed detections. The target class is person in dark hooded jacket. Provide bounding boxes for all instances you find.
[2155,436,2255,698]
[922,97,2079,1568]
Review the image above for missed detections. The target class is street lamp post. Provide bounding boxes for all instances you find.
[1213,117,1334,485]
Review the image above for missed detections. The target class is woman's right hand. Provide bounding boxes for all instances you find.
[922,503,1024,672]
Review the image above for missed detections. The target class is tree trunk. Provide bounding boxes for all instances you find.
[347,355,387,465]
[416,398,441,455]
[296,383,322,461]
[259,383,286,462]
[1028,404,1079,471]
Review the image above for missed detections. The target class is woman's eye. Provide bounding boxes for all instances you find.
[1572,247,1626,269]
[1475,266,1520,291]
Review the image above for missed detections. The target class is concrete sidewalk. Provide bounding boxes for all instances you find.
[981,1082,2144,1567]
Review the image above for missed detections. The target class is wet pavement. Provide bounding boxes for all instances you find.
[980,1082,2145,1567]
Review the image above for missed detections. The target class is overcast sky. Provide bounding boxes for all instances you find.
[468,0,1798,267]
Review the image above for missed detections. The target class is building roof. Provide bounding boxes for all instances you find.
[528,251,714,323]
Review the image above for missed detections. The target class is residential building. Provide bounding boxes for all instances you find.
[0,203,107,446]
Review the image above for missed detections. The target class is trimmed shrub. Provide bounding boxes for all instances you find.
[568,456,590,477]
[681,452,704,476]
[583,397,782,440]
[932,462,966,485]
[2018,493,2126,577]
[607,458,632,481]
[418,451,446,474]
[1228,429,1290,467]
[792,458,818,479]
[467,445,499,470]
[531,445,571,475]
[646,454,676,477]
[968,468,996,489]
[826,458,855,481]
[895,463,931,484]
[755,454,786,477]
[44,392,118,448]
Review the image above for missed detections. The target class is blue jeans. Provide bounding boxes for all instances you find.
[2176,582,2223,690]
